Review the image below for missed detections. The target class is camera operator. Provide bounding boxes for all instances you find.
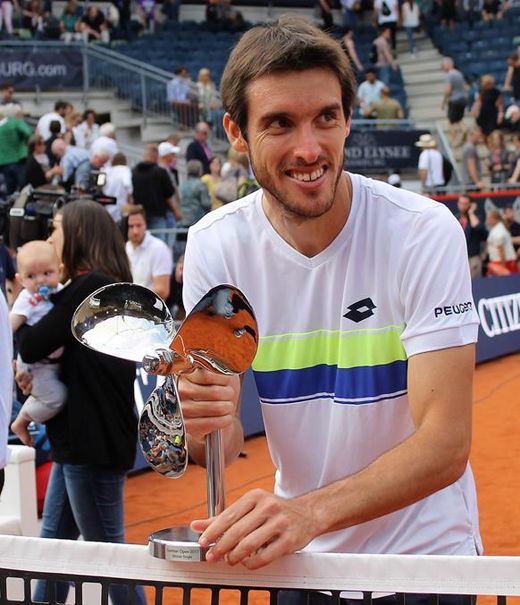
[51,139,111,192]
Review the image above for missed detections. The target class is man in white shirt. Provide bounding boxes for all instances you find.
[356,69,385,116]
[417,133,446,193]
[103,152,133,222]
[179,17,481,589]
[125,205,173,301]
[90,122,119,162]
[0,289,13,495]
[36,101,72,141]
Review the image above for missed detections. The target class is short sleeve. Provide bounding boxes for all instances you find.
[151,242,173,278]
[418,151,428,170]
[398,204,479,357]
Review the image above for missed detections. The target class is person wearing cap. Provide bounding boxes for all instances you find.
[90,122,119,162]
[387,170,401,187]
[158,141,183,248]
[416,133,445,194]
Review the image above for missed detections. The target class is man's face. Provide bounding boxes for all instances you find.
[1,86,13,101]
[128,214,147,245]
[366,72,376,84]
[227,68,350,221]
[196,125,210,143]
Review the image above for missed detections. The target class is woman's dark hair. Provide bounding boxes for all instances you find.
[220,16,356,138]
[28,134,45,154]
[60,200,132,283]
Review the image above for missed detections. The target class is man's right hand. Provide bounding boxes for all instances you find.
[178,369,241,441]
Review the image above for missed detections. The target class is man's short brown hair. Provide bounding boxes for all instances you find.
[125,204,147,220]
[220,16,357,137]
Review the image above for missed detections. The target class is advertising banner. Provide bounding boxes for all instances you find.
[473,274,520,363]
[345,129,428,172]
[0,47,83,90]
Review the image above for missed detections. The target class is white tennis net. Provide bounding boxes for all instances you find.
[1,536,519,604]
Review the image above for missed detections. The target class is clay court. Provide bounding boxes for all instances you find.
[124,352,520,601]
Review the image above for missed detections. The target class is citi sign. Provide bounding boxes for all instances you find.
[477,293,520,338]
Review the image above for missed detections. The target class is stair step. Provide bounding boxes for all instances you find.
[404,71,446,85]
[401,59,443,74]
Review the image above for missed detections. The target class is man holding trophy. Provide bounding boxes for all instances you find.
[180,15,482,584]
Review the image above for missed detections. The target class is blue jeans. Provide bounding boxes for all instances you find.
[147,214,168,244]
[165,210,177,249]
[377,65,392,86]
[405,26,416,53]
[33,463,146,605]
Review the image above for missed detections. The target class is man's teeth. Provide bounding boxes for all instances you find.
[291,168,324,182]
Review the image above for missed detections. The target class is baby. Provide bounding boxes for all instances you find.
[10,240,66,447]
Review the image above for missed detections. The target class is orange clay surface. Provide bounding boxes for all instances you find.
[124,352,520,605]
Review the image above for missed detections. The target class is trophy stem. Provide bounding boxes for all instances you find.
[205,429,226,517]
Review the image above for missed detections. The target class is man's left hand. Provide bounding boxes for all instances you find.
[191,488,320,569]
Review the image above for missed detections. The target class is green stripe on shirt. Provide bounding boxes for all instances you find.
[252,325,407,371]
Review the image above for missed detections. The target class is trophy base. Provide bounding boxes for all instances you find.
[148,526,210,561]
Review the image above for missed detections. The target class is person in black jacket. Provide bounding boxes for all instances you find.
[185,121,213,174]
[16,201,146,605]
[24,135,61,188]
[456,194,487,279]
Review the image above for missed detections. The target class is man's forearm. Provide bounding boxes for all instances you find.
[298,417,469,537]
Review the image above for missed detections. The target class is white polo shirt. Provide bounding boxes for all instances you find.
[126,231,173,290]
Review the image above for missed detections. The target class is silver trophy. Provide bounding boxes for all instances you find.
[72,283,258,561]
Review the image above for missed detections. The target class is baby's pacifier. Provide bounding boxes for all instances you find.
[38,286,50,299]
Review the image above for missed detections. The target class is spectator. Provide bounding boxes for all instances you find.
[158,141,183,247]
[219,0,244,31]
[461,128,486,191]
[73,109,99,150]
[481,0,508,20]
[111,0,132,39]
[503,204,520,264]
[0,288,12,497]
[59,0,82,41]
[373,26,397,86]
[471,74,504,142]
[205,0,222,30]
[161,0,179,22]
[201,155,223,209]
[166,67,199,128]
[0,0,17,36]
[78,4,109,42]
[387,169,401,187]
[485,208,517,275]
[357,68,385,116]
[45,119,63,167]
[0,82,19,106]
[179,159,211,227]
[341,28,364,74]
[507,133,520,183]
[197,68,222,130]
[90,122,118,160]
[36,100,72,141]
[51,138,90,190]
[368,85,404,121]
[22,0,44,37]
[132,144,176,244]
[340,0,359,29]
[373,0,399,51]
[25,134,61,188]
[416,133,445,194]
[486,130,510,184]
[401,0,420,55]
[0,105,32,195]
[438,0,457,28]
[125,205,173,300]
[441,58,469,145]
[137,0,155,32]
[318,0,333,29]
[186,121,213,175]
[16,201,145,605]
[503,51,520,105]
[456,194,487,278]
[103,152,133,222]
[166,254,184,320]
[165,133,180,186]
